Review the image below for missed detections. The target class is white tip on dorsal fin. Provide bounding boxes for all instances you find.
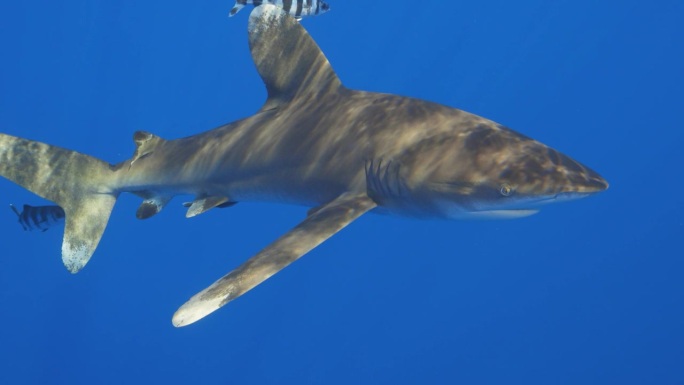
[185,196,235,218]
[131,131,165,166]
[248,4,342,111]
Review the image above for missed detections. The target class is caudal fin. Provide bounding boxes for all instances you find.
[0,133,117,272]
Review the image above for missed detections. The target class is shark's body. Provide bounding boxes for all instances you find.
[0,6,607,327]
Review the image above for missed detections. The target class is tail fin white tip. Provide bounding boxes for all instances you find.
[61,194,117,273]
[0,133,118,273]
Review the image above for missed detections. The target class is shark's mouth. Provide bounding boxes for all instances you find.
[455,209,540,220]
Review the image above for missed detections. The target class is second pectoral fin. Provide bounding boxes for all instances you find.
[172,193,377,327]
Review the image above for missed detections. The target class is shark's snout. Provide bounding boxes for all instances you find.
[581,168,609,193]
[549,149,608,195]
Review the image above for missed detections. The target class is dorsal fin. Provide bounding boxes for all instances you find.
[248,4,342,111]
[131,131,165,166]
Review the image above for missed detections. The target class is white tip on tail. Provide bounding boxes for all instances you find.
[62,240,92,273]
[0,133,117,274]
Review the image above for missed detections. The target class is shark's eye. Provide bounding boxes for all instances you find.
[499,184,514,197]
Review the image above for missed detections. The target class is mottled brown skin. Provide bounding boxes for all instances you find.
[107,6,605,220]
[113,75,606,219]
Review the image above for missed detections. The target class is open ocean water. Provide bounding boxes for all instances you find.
[1,1,682,384]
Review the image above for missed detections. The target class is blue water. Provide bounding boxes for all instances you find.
[1,1,683,384]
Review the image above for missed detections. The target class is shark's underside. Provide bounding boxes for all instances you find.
[0,5,607,327]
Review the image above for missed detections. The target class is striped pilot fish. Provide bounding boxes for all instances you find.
[229,0,330,20]
[10,204,65,232]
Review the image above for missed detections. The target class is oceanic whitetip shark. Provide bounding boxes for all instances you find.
[0,5,607,327]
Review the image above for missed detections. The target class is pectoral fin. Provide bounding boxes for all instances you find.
[172,193,377,327]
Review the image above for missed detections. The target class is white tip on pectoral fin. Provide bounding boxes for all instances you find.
[172,290,224,328]
[172,193,377,327]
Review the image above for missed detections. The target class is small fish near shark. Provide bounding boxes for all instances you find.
[10,204,65,232]
[229,0,330,20]
[0,5,607,327]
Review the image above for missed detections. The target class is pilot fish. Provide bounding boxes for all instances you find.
[229,0,330,20]
[10,204,65,232]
